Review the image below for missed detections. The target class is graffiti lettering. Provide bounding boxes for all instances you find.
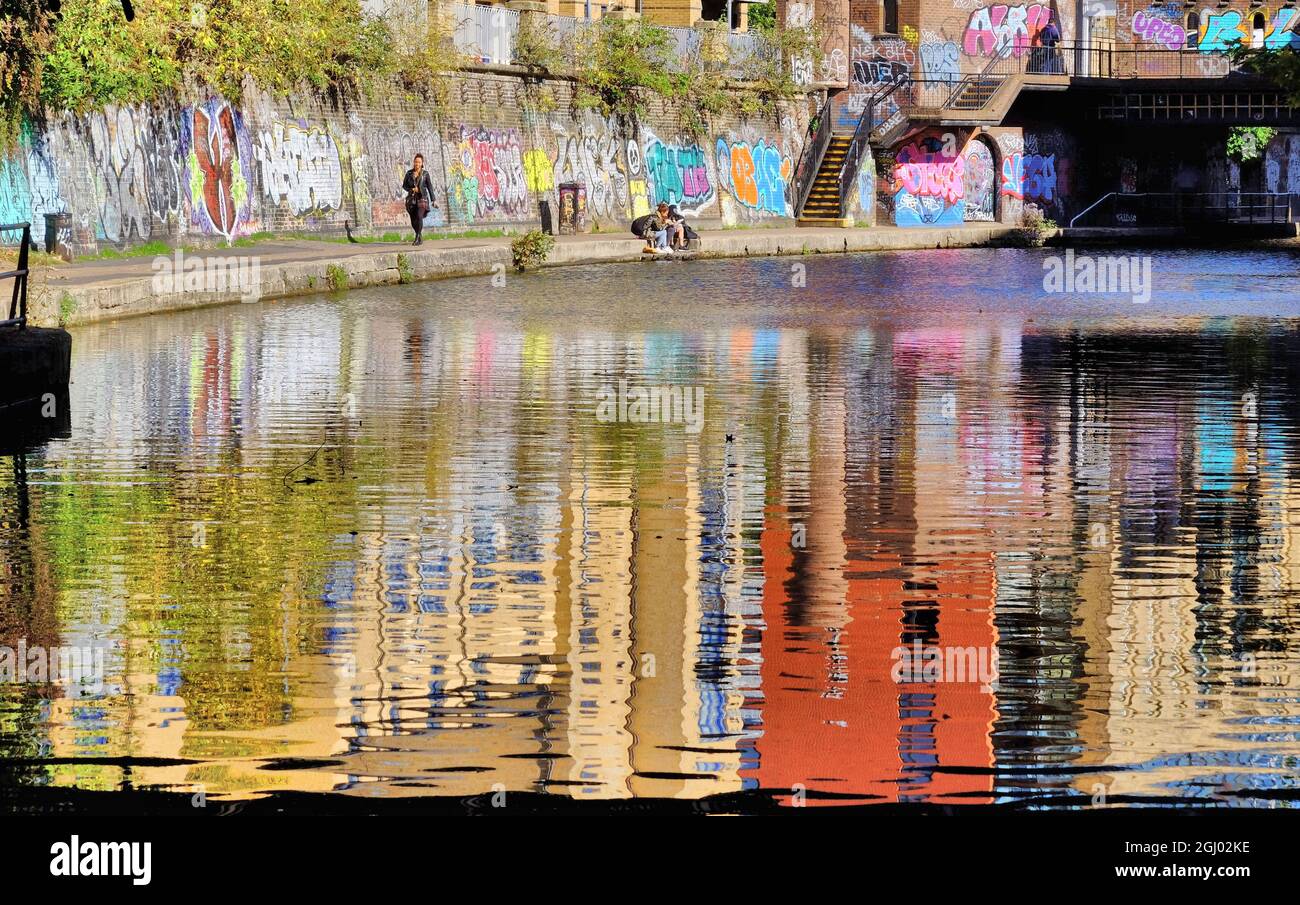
[643,131,713,213]
[892,135,966,227]
[962,4,1052,58]
[1000,152,1057,203]
[447,125,528,221]
[255,119,343,216]
[716,138,792,216]
[1131,10,1187,50]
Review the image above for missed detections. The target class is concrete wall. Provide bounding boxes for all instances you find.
[0,69,810,256]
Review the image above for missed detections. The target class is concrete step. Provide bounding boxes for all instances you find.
[796,216,853,228]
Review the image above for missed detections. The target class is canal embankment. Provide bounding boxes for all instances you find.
[35,224,1032,328]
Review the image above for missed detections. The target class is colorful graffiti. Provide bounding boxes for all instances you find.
[963,139,996,221]
[1000,152,1057,205]
[1196,9,1300,53]
[920,40,961,83]
[642,130,713,213]
[0,155,30,233]
[715,138,792,216]
[626,139,651,218]
[185,101,252,239]
[255,118,343,216]
[892,135,965,226]
[523,147,553,194]
[962,4,1052,58]
[1131,9,1187,49]
[552,121,629,221]
[85,106,186,243]
[841,25,915,129]
[447,125,529,222]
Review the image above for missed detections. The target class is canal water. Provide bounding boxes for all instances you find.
[3,246,1300,808]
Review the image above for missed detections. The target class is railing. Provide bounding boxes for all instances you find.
[453,2,520,65]
[793,98,834,217]
[954,42,1243,82]
[450,3,772,77]
[837,84,892,214]
[1068,192,1294,228]
[1,222,31,330]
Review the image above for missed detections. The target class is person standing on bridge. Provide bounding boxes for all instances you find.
[402,154,435,246]
[1039,15,1062,75]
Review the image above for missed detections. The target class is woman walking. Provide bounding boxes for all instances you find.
[402,154,435,245]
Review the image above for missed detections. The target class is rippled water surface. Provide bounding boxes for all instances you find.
[4,246,1300,808]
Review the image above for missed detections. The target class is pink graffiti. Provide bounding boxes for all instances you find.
[1131,10,1186,50]
[894,141,965,203]
[962,4,1052,58]
[1000,152,1057,203]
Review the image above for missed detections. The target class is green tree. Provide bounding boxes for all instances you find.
[747,1,776,34]
[1227,43,1300,106]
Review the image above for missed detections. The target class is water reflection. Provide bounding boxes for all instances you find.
[3,248,1300,807]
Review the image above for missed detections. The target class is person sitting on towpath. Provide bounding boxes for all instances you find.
[631,203,674,255]
[402,154,435,246]
[666,204,699,250]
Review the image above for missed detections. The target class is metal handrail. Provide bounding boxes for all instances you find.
[793,96,834,217]
[0,222,30,330]
[944,46,1011,108]
[1068,192,1294,228]
[838,83,895,214]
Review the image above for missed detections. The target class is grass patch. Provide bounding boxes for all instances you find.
[325,264,348,292]
[75,240,175,261]
[0,246,65,268]
[396,254,414,284]
[227,232,276,247]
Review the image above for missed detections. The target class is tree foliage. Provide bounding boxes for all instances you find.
[0,0,455,144]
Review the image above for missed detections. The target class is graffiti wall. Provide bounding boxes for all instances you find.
[891,132,968,226]
[1264,131,1300,195]
[0,73,806,252]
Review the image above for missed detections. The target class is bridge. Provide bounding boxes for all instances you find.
[793,41,1297,225]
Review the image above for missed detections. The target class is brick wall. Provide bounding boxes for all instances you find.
[0,68,810,255]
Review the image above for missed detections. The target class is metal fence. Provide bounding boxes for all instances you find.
[452,3,520,65]
[450,3,769,76]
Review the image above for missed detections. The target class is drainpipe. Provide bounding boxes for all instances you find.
[1074,0,1083,76]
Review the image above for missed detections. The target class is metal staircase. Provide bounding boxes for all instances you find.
[798,134,854,224]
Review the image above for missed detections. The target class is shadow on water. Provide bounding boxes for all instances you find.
[4,247,1300,812]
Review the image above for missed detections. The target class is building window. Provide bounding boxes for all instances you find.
[1252,12,1266,47]
[1185,12,1199,48]
[883,0,898,34]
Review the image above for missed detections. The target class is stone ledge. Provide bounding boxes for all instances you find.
[49,226,1021,327]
